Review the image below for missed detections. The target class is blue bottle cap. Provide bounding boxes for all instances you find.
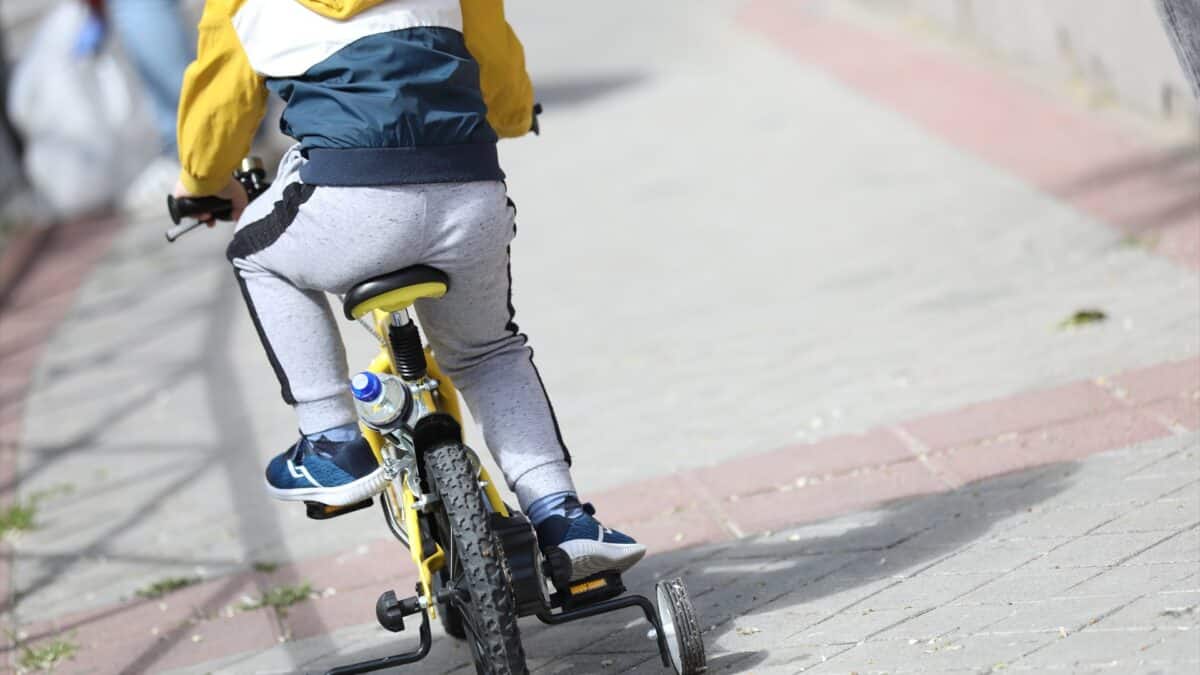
[351,372,382,402]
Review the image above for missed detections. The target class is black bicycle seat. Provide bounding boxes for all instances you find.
[343,265,450,320]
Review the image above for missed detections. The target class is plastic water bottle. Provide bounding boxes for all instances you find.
[351,371,411,428]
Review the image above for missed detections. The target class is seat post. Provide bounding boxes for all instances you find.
[387,310,428,381]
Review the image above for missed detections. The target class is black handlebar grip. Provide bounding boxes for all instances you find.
[166,195,234,225]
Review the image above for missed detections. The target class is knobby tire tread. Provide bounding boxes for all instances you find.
[427,443,527,674]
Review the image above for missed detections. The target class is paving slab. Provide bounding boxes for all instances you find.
[154,434,1199,674]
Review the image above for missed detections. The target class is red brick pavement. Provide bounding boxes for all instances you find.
[741,0,1200,270]
[0,216,125,668]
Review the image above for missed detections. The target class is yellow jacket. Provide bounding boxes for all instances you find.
[177,0,534,194]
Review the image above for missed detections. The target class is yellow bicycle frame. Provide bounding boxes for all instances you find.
[360,310,509,612]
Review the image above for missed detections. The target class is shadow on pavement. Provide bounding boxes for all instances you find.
[118,276,340,674]
[2,234,341,671]
[313,463,1076,675]
[1055,143,1200,237]
[620,463,1077,674]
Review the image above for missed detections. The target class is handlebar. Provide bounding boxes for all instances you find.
[167,196,233,224]
[165,157,271,242]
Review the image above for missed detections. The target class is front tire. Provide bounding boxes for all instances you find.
[426,442,527,674]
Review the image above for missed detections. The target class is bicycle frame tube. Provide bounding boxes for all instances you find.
[362,309,511,610]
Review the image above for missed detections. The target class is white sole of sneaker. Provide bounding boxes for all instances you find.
[557,540,647,581]
[263,466,388,507]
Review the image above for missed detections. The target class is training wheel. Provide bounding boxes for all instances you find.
[654,578,706,674]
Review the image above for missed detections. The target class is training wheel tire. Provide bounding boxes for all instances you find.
[654,578,705,675]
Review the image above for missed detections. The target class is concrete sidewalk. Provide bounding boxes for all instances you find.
[169,433,1200,675]
[0,0,1197,673]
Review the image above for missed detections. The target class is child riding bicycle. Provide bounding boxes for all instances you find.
[171,0,643,580]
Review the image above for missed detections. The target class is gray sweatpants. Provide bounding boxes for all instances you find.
[228,146,575,508]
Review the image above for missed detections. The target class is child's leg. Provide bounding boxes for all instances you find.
[228,260,357,434]
[227,180,358,435]
[225,169,386,505]
[224,149,437,504]
[415,188,645,578]
[413,192,575,510]
[226,148,430,434]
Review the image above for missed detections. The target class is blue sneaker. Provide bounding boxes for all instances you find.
[535,500,646,581]
[264,432,386,506]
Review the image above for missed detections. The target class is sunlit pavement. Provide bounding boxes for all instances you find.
[0,1,1197,673]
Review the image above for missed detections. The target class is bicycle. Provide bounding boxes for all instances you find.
[166,159,707,675]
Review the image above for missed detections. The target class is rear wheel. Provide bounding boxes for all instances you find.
[426,442,527,675]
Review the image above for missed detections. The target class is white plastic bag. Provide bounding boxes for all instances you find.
[7,2,155,218]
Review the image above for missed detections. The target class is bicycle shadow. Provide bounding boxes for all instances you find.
[315,462,1075,674]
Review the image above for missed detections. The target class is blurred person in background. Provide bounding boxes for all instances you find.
[82,0,194,213]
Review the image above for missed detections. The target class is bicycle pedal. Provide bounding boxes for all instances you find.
[305,498,374,520]
[557,572,626,611]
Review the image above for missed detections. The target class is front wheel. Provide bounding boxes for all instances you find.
[426,442,527,675]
